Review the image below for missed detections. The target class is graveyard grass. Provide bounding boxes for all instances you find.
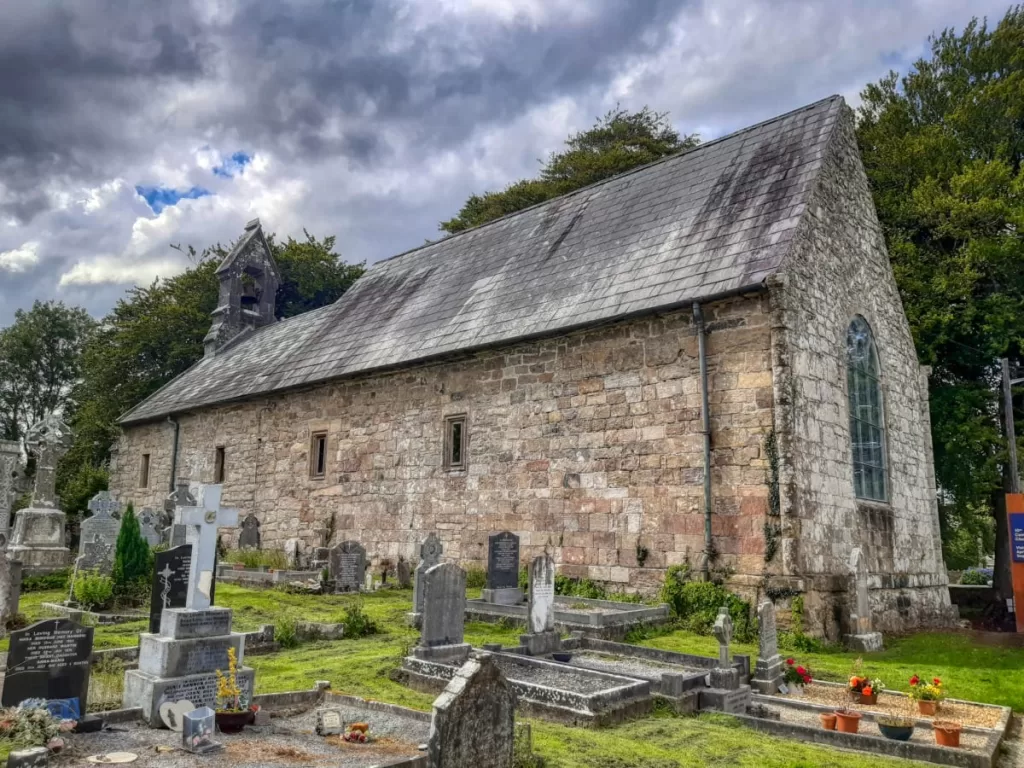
[12,586,1024,767]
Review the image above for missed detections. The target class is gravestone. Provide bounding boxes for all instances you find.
[149,545,191,633]
[9,415,72,573]
[396,556,411,588]
[482,531,522,605]
[699,606,751,714]
[138,507,162,547]
[163,481,196,548]
[315,707,344,736]
[330,540,366,593]
[843,548,884,652]
[238,514,260,549]
[1,618,94,709]
[124,484,254,727]
[0,440,21,627]
[428,652,515,768]
[520,552,558,656]
[415,562,470,662]
[407,533,443,627]
[751,601,784,694]
[76,491,122,573]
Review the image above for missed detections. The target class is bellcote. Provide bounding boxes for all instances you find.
[203,218,280,358]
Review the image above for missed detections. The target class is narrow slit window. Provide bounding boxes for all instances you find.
[139,454,150,488]
[214,446,225,483]
[444,415,468,470]
[847,316,888,502]
[310,432,327,479]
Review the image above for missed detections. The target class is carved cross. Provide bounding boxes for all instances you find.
[178,484,239,610]
[0,441,20,531]
[420,533,443,562]
[87,490,121,519]
[164,480,196,516]
[25,416,72,510]
[713,606,733,667]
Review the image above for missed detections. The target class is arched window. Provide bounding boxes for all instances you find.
[847,316,887,502]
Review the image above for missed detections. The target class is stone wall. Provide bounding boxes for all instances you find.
[110,296,775,592]
[769,104,952,638]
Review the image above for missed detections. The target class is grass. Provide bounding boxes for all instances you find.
[15,583,1024,767]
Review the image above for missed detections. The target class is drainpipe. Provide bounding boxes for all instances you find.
[693,302,713,581]
[167,415,180,493]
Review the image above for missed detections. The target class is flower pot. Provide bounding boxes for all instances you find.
[878,723,915,741]
[215,710,253,734]
[790,684,805,697]
[917,700,939,716]
[933,721,961,748]
[834,710,862,734]
[819,713,837,731]
[860,692,878,706]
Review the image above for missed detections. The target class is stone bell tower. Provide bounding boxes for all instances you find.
[204,218,280,358]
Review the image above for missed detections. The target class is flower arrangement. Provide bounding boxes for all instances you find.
[0,704,75,752]
[215,647,246,712]
[907,676,944,702]
[783,657,813,688]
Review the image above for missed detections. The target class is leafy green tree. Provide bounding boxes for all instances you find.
[441,106,699,234]
[58,231,363,515]
[0,301,95,440]
[112,503,152,596]
[856,7,1024,590]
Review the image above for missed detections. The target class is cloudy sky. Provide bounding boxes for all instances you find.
[0,0,1008,325]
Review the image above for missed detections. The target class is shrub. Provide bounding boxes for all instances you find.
[554,575,607,600]
[660,565,753,640]
[465,566,487,589]
[342,602,378,638]
[276,616,299,648]
[111,504,152,596]
[74,571,114,611]
[22,568,71,593]
[223,549,290,570]
[960,568,990,585]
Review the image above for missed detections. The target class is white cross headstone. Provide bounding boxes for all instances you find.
[177,484,238,610]
[713,606,733,667]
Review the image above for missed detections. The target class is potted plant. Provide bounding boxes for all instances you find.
[834,708,863,734]
[849,676,885,705]
[819,712,837,730]
[215,648,255,733]
[908,675,944,715]
[933,720,962,748]
[783,657,813,695]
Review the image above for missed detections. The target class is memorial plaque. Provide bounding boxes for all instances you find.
[2,618,94,709]
[149,545,218,633]
[315,707,344,735]
[487,532,520,590]
[1011,513,1024,563]
[330,540,366,593]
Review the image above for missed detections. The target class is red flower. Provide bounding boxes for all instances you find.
[909,675,920,686]
[796,666,806,675]
[933,678,941,686]
[802,675,812,684]
[786,658,794,666]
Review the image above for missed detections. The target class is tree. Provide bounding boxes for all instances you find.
[856,7,1024,586]
[111,503,151,596]
[441,106,699,234]
[0,301,95,441]
[58,231,363,516]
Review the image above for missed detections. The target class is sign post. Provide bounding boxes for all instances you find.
[1008,494,1024,633]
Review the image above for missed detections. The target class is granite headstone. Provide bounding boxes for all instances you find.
[238,514,260,550]
[2,618,94,709]
[330,540,366,593]
[417,562,469,660]
[751,600,784,694]
[483,531,523,605]
[138,507,162,547]
[396,556,411,588]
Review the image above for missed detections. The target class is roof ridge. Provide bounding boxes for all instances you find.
[369,94,842,270]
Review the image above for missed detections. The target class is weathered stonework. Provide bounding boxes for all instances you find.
[110,296,775,592]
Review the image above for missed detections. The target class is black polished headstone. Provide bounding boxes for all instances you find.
[149,545,217,633]
[487,531,520,590]
[2,618,94,709]
[238,514,261,550]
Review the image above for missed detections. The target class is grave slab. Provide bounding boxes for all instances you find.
[137,631,247,678]
[123,666,256,728]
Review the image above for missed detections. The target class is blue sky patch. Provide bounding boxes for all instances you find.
[213,151,253,178]
[135,185,212,214]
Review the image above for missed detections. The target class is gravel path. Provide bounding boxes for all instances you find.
[56,707,427,767]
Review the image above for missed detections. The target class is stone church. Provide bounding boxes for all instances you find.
[110,96,953,639]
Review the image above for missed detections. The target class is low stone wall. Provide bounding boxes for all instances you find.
[216,565,322,586]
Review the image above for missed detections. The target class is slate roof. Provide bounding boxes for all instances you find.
[120,95,843,425]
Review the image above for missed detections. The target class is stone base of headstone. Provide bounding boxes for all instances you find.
[699,683,751,714]
[481,587,523,605]
[124,607,254,727]
[412,642,471,664]
[6,745,48,768]
[843,632,883,652]
[750,654,784,694]
[10,508,70,574]
[708,667,739,690]
[519,630,560,656]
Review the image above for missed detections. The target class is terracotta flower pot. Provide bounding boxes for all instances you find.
[860,692,878,706]
[918,700,939,716]
[215,710,254,734]
[834,710,862,734]
[933,721,961,748]
[819,713,837,731]
[848,689,862,703]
